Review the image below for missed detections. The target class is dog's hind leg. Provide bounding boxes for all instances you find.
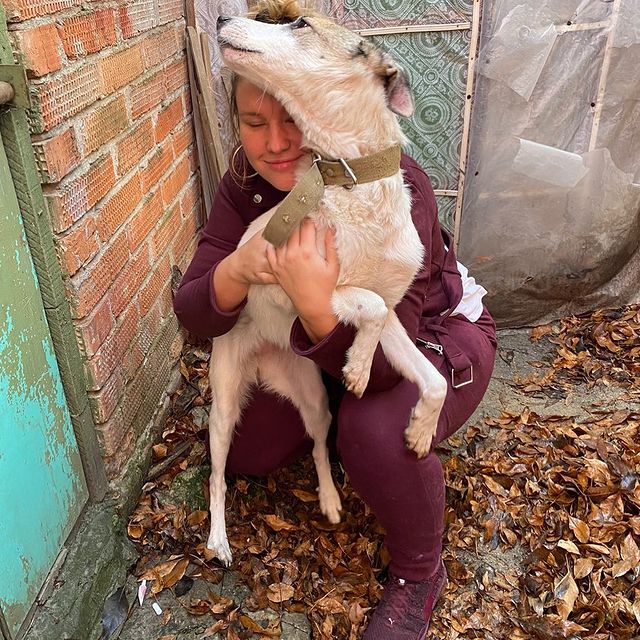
[207,334,255,565]
[331,286,389,398]
[258,349,342,524]
[379,312,448,457]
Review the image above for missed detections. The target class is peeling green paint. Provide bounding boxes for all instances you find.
[0,129,87,637]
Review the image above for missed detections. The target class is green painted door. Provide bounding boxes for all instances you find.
[0,128,88,637]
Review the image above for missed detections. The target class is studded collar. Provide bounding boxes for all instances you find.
[262,144,402,246]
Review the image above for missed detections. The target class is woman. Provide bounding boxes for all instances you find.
[173,73,497,639]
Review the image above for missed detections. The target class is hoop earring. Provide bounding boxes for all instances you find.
[231,145,259,180]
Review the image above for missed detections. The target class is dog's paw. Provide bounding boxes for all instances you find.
[318,485,342,525]
[404,417,435,458]
[342,361,371,398]
[207,530,233,566]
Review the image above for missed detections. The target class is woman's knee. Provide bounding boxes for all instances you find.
[336,379,419,465]
[225,387,311,476]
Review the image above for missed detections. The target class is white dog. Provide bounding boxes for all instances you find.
[207,12,448,564]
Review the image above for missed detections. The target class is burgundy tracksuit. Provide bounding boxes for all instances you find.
[173,154,497,581]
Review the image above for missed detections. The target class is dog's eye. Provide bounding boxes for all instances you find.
[290,16,310,29]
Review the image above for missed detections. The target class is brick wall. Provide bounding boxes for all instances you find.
[5,0,204,479]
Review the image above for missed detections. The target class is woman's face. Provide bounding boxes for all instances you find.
[236,78,308,191]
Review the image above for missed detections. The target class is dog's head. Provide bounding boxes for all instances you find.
[217,12,413,154]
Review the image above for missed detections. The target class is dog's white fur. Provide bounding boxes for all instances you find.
[207,13,448,564]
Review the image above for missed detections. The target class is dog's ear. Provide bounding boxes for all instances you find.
[385,65,413,118]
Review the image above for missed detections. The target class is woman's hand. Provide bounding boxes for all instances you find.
[214,230,277,311]
[266,218,340,342]
[227,230,279,286]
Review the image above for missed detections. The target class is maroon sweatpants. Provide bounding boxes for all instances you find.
[225,308,497,580]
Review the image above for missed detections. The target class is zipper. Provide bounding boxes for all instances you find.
[416,338,443,355]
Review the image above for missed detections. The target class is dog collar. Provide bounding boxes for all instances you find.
[262,144,401,246]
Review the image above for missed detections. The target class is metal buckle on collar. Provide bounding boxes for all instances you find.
[338,158,358,189]
[451,365,474,389]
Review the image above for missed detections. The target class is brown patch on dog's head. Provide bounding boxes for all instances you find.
[248,0,307,24]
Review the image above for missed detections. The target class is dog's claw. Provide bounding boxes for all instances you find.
[319,486,342,524]
[207,532,233,566]
[404,389,445,458]
[342,362,370,398]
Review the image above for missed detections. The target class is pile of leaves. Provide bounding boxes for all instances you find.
[524,304,640,397]
[433,407,640,640]
[128,342,386,639]
[127,305,640,639]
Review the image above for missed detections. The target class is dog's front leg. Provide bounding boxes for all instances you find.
[331,286,388,397]
[379,312,448,457]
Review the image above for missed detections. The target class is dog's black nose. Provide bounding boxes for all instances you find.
[217,15,231,30]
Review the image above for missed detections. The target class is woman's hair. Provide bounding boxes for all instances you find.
[227,0,309,185]
[248,0,305,23]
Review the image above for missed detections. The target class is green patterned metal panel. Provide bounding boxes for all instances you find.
[436,195,456,232]
[374,30,469,192]
[333,0,473,27]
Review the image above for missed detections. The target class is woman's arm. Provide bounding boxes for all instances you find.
[173,174,270,337]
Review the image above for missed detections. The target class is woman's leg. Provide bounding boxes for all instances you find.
[337,308,497,580]
[225,385,312,476]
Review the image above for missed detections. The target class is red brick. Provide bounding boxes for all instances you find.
[142,27,180,69]
[182,87,192,116]
[116,119,154,175]
[110,244,151,317]
[150,203,180,260]
[56,216,100,276]
[99,45,144,94]
[77,296,115,358]
[88,369,124,423]
[46,155,116,233]
[163,57,188,95]
[12,24,62,77]
[86,303,139,388]
[96,408,126,458]
[104,429,136,479]
[172,203,198,263]
[130,71,164,120]
[127,188,163,251]
[34,63,100,133]
[179,175,199,217]
[97,172,142,241]
[58,9,117,59]
[81,95,129,156]
[157,0,183,24]
[171,122,194,158]
[141,138,174,191]
[175,234,197,272]
[71,232,130,318]
[155,96,183,143]
[138,255,170,317]
[161,155,190,206]
[32,128,80,184]
[119,0,156,38]
[3,0,81,22]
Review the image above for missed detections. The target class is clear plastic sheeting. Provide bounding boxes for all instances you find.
[459,0,640,327]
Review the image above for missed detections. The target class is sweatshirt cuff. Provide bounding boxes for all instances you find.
[290,317,356,380]
[208,262,248,318]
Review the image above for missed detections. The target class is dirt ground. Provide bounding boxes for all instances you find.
[115,318,640,640]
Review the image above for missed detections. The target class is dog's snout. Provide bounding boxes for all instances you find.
[217,15,231,30]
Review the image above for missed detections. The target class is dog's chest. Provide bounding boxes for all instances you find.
[313,182,422,290]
